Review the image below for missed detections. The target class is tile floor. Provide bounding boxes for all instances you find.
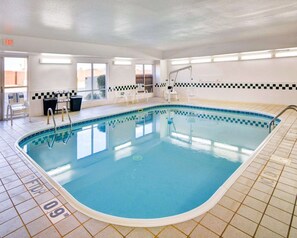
[0,97,297,237]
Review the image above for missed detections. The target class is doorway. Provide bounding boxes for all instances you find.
[0,57,28,121]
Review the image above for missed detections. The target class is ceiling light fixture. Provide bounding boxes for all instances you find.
[113,60,132,65]
[213,54,239,62]
[41,53,72,57]
[171,59,190,65]
[241,51,272,60]
[39,58,72,64]
[191,57,212,64]
[275,48,297,58]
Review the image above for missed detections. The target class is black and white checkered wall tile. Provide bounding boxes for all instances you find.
[31,90,77,100]
[108,85,138,92]
[155,82,297,90]
[155,83,167,88]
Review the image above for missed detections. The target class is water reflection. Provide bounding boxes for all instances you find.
[26,108,269,174]
[77,124,107,159]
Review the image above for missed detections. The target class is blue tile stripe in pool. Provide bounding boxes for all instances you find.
[19,104,279,146]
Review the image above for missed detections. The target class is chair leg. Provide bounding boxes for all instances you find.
[6,105,13,126]
[6,105,9,121]
[11,112,13,126]
[10,107,13,126]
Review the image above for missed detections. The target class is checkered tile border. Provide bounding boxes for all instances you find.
[155,83,167,87]
[31,90,77,100]
[155,82,297,90]
[173,110,268,128]
[108,85,138,92]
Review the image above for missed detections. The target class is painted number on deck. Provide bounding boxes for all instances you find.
[24,178,47,197]
[41,198,70,224]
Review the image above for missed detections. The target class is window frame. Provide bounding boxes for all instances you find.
[76,62,107,101]
[135,64,154,93]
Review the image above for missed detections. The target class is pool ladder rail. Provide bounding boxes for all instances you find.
[269,105,297,133]
[46,106,73,148]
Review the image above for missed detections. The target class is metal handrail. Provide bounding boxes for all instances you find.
[269,105,297,133]
[61,106,72,128]
[61,106,73,144]
[47,108,57,133]
[169,65,192,77]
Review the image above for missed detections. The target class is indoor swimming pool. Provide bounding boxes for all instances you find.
[17,105,277,226]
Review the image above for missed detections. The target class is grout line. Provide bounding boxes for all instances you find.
[253,115,297,237]
[219,119,287,237]
[287,137,297,237]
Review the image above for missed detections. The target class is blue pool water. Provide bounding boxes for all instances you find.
[20,105,273,219]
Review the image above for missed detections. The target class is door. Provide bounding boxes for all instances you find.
[0,57,4,120]
[0,57,28,120]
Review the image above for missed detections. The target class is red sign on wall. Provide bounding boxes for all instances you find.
[3,38,14,46]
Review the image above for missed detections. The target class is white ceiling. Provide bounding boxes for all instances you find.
[1,0,297,55]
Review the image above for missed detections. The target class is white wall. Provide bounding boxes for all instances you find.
[164,57,297,105]
[29,56,77,92]
[29,55,77,116]
[109,64,135,87]
[154,60,168,97]
[28,55,156,116]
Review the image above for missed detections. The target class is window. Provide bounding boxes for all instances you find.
[135,64,153,93]
[77,63,106,100]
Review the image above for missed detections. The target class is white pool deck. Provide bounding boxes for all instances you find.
[0,97,297,238]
